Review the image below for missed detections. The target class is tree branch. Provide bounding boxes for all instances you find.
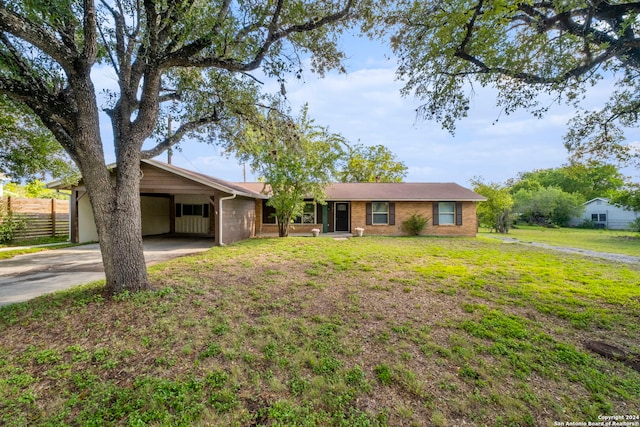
[0,5,77,72]
[161,0,354,72]
[140,113,222,159]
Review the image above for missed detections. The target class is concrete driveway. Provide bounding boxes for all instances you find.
[0,236,215,306]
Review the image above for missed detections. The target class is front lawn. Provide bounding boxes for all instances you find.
[1,236,638,426]
[480,225,639,257]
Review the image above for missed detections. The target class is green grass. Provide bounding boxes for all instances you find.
[0,235,69,248]
[480,225,639,257]
[1,236,639,426]
[0,236,76,260]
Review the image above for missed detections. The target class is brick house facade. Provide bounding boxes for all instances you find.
[243,182,486,237]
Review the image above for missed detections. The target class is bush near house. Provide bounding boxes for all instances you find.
[401,212,430,235]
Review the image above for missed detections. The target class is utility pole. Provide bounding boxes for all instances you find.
[167,114,173,165]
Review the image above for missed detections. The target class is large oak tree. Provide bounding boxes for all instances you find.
[0,0,367,294]
[390,0,640,167]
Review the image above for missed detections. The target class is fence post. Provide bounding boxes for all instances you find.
[51,198,56,236]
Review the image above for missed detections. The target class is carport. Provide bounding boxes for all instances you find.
[59,160,267,246]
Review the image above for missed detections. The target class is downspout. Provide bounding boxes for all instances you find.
[218,192,237,246]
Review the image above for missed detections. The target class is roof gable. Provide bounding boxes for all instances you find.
[142,160,267,199]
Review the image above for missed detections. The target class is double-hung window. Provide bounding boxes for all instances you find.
[438,202,456,225]
[372,202,389,225]
[433,202,462,226]
[366,202,395,225]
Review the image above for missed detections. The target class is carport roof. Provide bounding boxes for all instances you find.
[48,159,268,200]
[143,160,268,199]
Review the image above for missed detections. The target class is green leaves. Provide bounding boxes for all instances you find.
[388,0,640,166]
[237,102,346,236]
[0,96,77,181]
[338,143,407,183]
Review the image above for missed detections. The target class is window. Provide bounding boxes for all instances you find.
[293,202,316,224]
[433,202,462,226]
[175,203,208,217]
[592,213,606,222]
[263,201,277,224]
[366,202,395,225]
[438,202,456,225]
[372,202,389,225]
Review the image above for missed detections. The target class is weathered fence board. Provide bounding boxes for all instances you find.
[1,197,70,240]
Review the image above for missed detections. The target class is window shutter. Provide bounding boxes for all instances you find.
[389,203,395,225]
[456,202,463,225]
[203,203,210,218]
[366,203,372,225]
[432,203,439,225]
[175,203,182,218]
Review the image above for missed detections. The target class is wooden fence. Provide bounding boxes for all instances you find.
[1,197,70,240]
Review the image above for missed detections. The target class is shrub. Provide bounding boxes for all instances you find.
[0,204,25,243]
[630,217,640,233]
[576,219,596,229]
[402,213,429,236]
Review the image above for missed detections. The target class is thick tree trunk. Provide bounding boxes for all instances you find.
[71,73,151,295]
[82,158,150,295]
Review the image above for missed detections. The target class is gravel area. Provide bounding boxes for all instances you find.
[493,236,640,264]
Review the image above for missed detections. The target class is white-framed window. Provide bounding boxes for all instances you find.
[438,202,456,225]
[592,213,606,222]
[293,202,316,224]
[175,203,209,218]
[372,202,389,225]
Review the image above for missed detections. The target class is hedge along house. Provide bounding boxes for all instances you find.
[238,182,487,237]
[60,159,267,245]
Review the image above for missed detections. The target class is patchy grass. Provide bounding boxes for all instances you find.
[0,235,69,248]
[481,225,640,257]
[0,244,77,260]
[1,236,639,426]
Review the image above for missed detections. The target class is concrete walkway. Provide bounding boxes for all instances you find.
[0,236,215,306]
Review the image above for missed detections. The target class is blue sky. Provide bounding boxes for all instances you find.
[105,35,640,186]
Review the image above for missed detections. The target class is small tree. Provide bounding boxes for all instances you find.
[471,179,513,233]
[402,213,429,236]
[513,187,584,227]
[239,104,346,237]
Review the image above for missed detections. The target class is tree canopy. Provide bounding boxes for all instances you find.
[390,0,640,167]
[0,96,77,182]
[507,163,626,201]
[238,103,346,237]
[338,143,407,182]
[0,0,369,294]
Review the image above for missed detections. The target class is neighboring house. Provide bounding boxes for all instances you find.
[237,181,486,237]
[571,197,639,230]
[56,160,486,244]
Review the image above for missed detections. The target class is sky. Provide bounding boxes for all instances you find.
[104,34,640,187]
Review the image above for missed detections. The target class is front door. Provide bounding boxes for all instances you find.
[335,202,349,232]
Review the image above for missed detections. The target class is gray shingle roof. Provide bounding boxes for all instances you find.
[234,182,486,201]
